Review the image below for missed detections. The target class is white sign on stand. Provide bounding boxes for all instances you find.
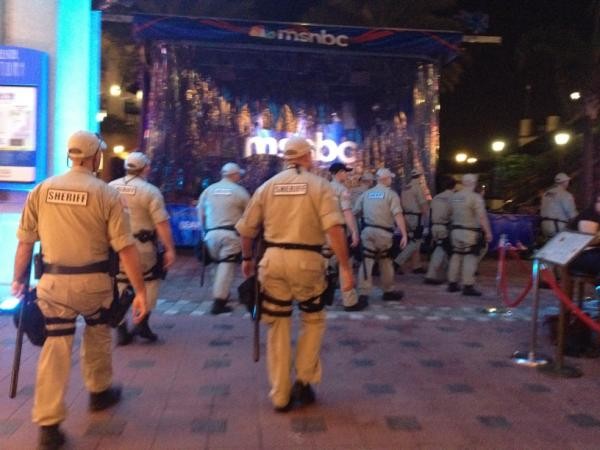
[534,231,596,266]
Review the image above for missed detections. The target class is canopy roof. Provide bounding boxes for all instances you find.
[131,14,462,63]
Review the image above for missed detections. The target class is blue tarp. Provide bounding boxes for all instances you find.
[132,14,462,62]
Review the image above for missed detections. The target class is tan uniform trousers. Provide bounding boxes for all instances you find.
[358,227,396,295]
[258,247,327,408]
[33,273,113,426]
[205,229,241,300]
[447,229,480,286]
[425,224,450,281]
[395,214,422,265]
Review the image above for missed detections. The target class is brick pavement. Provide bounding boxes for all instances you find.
[1,254,600,449]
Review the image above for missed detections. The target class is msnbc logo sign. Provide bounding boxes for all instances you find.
[249,25,350,48]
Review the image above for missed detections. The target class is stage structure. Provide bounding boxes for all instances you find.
[132,15,462,200]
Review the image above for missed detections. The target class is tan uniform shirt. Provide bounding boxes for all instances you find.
[430,189,454,239]
[18,166,133,265]
[330,179,352,223]
[353,182,403,229]
[540,185,577,223]
[450,188,486,230]
[236,166,343,244]
[109,175,169,272]
[198,178,250,229]
[401,179,429,230]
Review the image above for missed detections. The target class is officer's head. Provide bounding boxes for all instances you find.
[462,173,478,190]
[221,162,245,182]
[124,151,151,177]
[376,168,395,187]
[440,175,457,192]
[361,171,375,187]
[67,131,106,172]
[554,172,570,187]
[329,162,352,181]
[283,137,313,168]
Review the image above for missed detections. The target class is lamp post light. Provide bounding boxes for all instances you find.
[455,152,468,163]
[466,157,478,164]
[491,140,506,152]
[554,132,571,146]
[569,91,581,101]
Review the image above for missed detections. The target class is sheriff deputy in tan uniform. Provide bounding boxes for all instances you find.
[350,171,375,207]
[424,176,457,284]
[12,131,147,449]
[198,162,250,314]
[447,173,493,296]
[540,172,577,239]
[326,161,367,311]
[236,137,353,412]
[353,168,408,302]
[109,152,176,344]
[395,168,430,274]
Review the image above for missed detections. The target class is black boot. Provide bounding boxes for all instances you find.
[89,385,122,411]
[447,282,460,293]
[132,313,158,342]
[462,285,482,296]
[292,380,316,406]
[39,424,66,450]
[344,295,369,312]
[211,299,233,315]
[116,321,133,346]
[382,290,404,301]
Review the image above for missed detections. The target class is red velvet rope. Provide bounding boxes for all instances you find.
[540,268,600,333]
[496,243,532,308]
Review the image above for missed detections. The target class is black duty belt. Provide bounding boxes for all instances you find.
[43,260,110,275]
[450,225,481,232]
[205,225,238,234]
[363,223,394,233]
[432,222,449,226]
[403,212,422,216]
[264,241,322,254]
[540,217,568,224]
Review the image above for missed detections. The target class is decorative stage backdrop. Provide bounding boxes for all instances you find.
[132,15,462,205]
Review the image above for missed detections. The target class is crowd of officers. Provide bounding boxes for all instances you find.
[14,131,576,448]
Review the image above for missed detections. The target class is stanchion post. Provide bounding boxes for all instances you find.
[511,258,551,367]
[483,234,510,315]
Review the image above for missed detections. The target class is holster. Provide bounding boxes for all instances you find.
[13,288,46,347]
[391,234,402,259]
[322,269,337,306]
[420,232,432,254]
[103,284,135,328]
[108,250,120,277]
[413,225,424,240]
[238,275,260,315]
[34,253,43,279]
[153,247,167,280]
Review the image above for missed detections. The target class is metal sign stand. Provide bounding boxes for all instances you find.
[511,231,594,374]
[511,258,551,367]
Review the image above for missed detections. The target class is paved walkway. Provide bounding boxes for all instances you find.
[1,254,600,449]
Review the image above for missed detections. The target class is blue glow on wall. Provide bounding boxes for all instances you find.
[53,0,99,176]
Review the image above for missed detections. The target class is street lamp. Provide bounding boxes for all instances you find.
[554,132,571,146]
[466,157,478,164]
[491,140,506,152]
[569,91,581,101]
[455,152,468,163]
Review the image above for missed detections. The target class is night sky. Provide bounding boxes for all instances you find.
[440,0,593,163]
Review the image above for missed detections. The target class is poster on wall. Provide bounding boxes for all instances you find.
[0,85,38,182]
[0,46,48,189]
